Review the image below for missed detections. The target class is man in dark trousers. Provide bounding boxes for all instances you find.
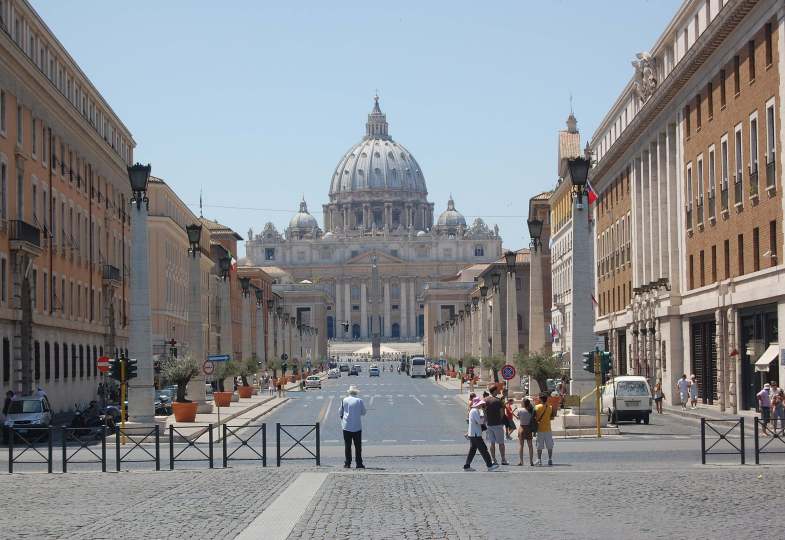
[339,385,366,468]
[484,384,508,465]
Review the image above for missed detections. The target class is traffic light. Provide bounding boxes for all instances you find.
[600,351,612,378]
[582,352,595,373]
[109,358,122,381]
[126,358,138,380]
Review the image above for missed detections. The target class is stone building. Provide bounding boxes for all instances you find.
[590,0,785,411]
[0,0,134,410]
[246,97,503,345]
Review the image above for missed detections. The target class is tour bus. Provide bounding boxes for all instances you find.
[410,356,427,378]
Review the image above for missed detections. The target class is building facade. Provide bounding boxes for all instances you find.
[246,97,503,345]
[0,0,135,410]
[590,0,785,411]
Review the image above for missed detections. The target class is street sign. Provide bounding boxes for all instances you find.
[501,364,516,380]
[97,356,110,373]
[208,354,230,362]
[280,353,288,361]
[202,360,215,375]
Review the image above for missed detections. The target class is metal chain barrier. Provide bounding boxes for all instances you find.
[222,424,266,468]
[700,417,745,465]
[276,423,320,467]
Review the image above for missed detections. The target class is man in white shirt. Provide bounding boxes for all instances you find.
[676,374,690,411]
[339,385,366,469]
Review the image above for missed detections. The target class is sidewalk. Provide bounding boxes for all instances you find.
[663,403,759,422]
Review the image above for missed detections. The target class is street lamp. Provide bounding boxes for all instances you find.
[219,254,231,280]
[127,163,151,210]
[472,297,479,309]
[186,223,202,256]
[490,272,501,290]
[479,283,488,298]
[568,156,590,210]
[527,218,543,251]
[184,222,209,412]
[255,286,263,305]
[239,276,251,298]
[504,250,517,272]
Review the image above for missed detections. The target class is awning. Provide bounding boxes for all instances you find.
[755,344,780,372]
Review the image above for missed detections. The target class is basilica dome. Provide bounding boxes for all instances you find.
[436,196,466,229]
[288,199,319,236]
[329,97,427,200]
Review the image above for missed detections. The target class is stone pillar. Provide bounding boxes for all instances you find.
[127,201,154,423]
[506,271,519,363]
[727,307,737,414]
[491,292,502,357]
[220,279,234,392]
[400,280,409,339]
[528,247,546,354]
[256,302,265,366]
[242,294,251,363]
[383,281,391,337]
[466,306,474,361]
[480,297,489,359]
[335,280,343,339]
[344,281,351,336]
[360,282,368,338]
[410,280,417,337]
[186,252,211,413]
[715,309,725,412]
[457,314,464,361]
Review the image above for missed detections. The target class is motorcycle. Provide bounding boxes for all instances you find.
[70,403,115,439]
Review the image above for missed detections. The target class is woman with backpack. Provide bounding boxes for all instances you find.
[516,398,535,466]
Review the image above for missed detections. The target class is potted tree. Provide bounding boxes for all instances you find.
[212,359,237,407]
[237,357,257,398]
[515,350,562,406]
[160,354,200,422]
[485,355,505,383]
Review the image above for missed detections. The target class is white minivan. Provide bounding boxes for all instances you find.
[410,357,427,378]
[601,376,652,424]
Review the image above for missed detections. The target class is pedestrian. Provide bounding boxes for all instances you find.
[772,388,785,431]
[467,393,477,418]
[534,392,557,466]
[516,398,535,466]
[758,383,772,436]
[504,398,516,440]
[483,384,508,465]
[653,380,664,414]
[464,398,499,471]
[676,374,690,411]
[689,375,699,409]
[2,390,13,444]
[339,385,366,469]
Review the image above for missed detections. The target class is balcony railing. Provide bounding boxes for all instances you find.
[734,172,743,205]
[708,193,716,220]
[696,198,704,225]
[102,264,121,282]
[721,185,729,210]
[685,205,693,230]
[8,220,41,248]
[749,165,758,197]
[766,158,776,189]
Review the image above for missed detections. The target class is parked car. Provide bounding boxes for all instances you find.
[339,364,350,372]
[369,365,380,377]
[349,366,359,376]
[328,369,340,379]
[352,364,362,373]
[3,397,53,440]
[305,375,322,390]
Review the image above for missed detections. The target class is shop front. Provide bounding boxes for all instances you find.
[690,317,717,405]
[739,304,779,411]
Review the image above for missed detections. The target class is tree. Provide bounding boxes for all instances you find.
[515,350,561,393]
[484,355,505,383]
[237,357,258,387]
[267,358,281,378]
[214,359,238,392]
[160,354,200,402]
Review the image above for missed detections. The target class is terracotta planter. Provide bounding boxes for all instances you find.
[213,391,232,407]
[238,385,253,398]
[172,401,198,423]
[252,388,259,395]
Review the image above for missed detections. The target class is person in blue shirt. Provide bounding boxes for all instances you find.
[340,385,367,469]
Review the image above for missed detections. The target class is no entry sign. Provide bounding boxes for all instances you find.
[97,356,110,374]
[501,364,516,381]
[202,360,215,376]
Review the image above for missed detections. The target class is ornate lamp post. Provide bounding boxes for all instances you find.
[267,299,275,364]
[185,223,211,412]
[527,217,545,357]
[239,277,252,386]
[218,252,234,396]
[254,287,265,374]
[568,156,591,210]
[490,272,502,358]
[503,251,519,364]
[479,282,489,361]
[126,163,155,423]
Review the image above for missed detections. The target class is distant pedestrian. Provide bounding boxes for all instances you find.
[534,392,557,466]
[463,398,498,472]
[772,389,785,431]
[689,375,699,409]
[516,398,534,466]
[676,374,690,411]
[340,385,366,469]
[653,380,664,414]
[484,385,508,465]
[758,384,772,436]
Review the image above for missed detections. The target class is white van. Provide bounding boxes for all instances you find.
[601,376,652,424]
[410,357,427,378]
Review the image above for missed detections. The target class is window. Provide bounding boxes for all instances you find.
[738,234,745,275]
[750,114,759,174]
[770,220,778,266]
[696,94,701,129]
[765,23,773,66]
[0,258,5,303]
[700,250,705,287]
[0,90,5,133]
[708,147,716,219]
[63,344,69,379]
[54,343,60,380]
[34,341,40,380]
[16,105,22,144]
[748,40,756,81]
[686,164,693,229]
[720,69,726,107]
[0,161,6,220]
[707,82,713,118]
[685,104,691,137]
[733,56,740,95]
[44,342,50,380]
[721,137,729,210]
[752,226,761,271]
[766,101,776,163]
[734,127,743,204]
[697,156,704,224]
[474,246,484,257]
[31,118,36,156]
[689,254,694,289]
[724,239,730,279]
[2,338,8,383]
[711,245,717,282]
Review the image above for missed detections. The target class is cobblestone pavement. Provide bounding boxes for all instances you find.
[0,468,295,539]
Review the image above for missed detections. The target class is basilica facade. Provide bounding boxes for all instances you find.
[245,98,503,341]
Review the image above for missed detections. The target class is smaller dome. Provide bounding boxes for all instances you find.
[416,230,427,237]
[436,196,466,228]
[323,231,335,239]
[289,199,318,231]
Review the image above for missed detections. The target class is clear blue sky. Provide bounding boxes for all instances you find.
[33,0,682,255]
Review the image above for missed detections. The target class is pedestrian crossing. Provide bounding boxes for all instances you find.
[293,393,459,403]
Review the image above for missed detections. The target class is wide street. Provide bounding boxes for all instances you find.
[4,369,784,539]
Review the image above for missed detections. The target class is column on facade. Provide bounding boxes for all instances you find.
[383,280,391,337]
[457,313,464,361]
[400,280,409,339]
[648,141,660,281]
[242,294,251,362]
[186,251,210,413]
[506,271,519,363]
[221,279,234,392]
[344,280,351,336]
[466,305,473,361]
[715,309,725,412]
[666,123,680,293]
[653,318,661,383]
[529,247,545,354]
[335,280,343,339]
[657,132,669,278]
[409,280,417,337]
[360,282,368,338]
[491,292,503,358]
[480,297,489,359]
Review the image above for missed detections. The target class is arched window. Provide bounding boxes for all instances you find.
[391,323,400,338]
[44,342,51,380]
[79,345,84,378]
[54,343,60,380]
[34,341,41,380]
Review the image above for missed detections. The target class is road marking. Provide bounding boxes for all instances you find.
[411,439,426,442]
[362,439,368,443]
[440,439,456,442]
[410,395,424,405]
[236,472,328,540]
[324,439,339,443]
[370,395,376,407]
[381,439,397,443]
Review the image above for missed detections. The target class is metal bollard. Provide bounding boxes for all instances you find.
[222,424,228,468]
[262,424,267,468]
[61,425,68,473]
[208,424,214,469]
[700,418,706,465]
[740,417,745,465]
[155,425,161,471]
[101,427,107,473]
[47,427,53,474]
[116,427,122,472]
[315,423,320,466]
[169,425,175,470]
[754,418,760,465]
[276,423,281,467]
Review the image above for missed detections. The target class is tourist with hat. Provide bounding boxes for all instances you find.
[340,385,367,468]
[464,397,499,472]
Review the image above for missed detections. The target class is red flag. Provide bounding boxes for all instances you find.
[587,180,598,205]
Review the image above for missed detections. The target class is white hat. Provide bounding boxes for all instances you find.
[348,385,359,395]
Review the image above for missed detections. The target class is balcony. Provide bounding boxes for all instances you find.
[685,206,693,233]
[734,173,743,208]
[766,158,776,193]
[8,220,43,257]
[102,264,121,287]
[707,194,716,222]
[749,165,759,200]
[721,185,729,213]
[696,199,704,228]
